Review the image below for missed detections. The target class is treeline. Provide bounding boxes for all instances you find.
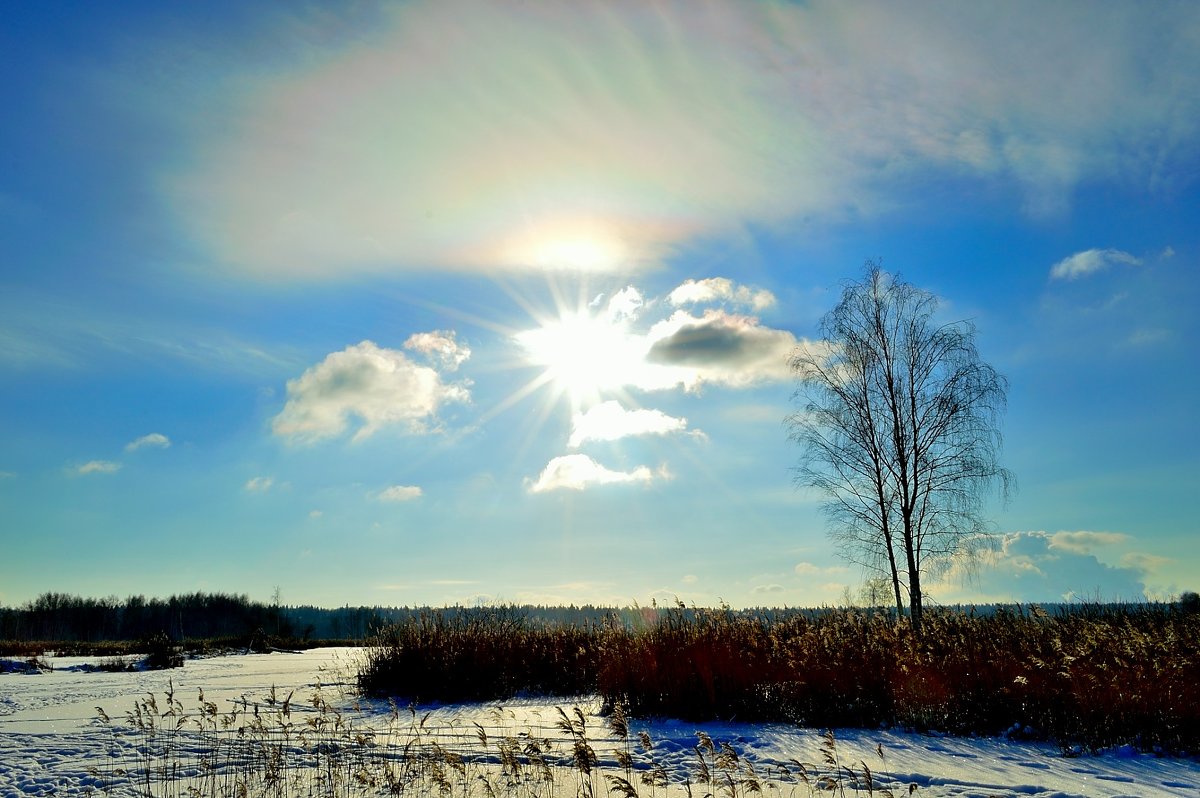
[0,592,291,643]
[1,593,719,644]
[6,591,1193,647]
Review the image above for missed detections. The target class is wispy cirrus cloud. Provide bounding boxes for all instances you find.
[794,562,850,578]
[125,432,171,452]
[76,460,121,476]
[161,2,1200,279]
[1050,248,1141,280]
[244,476,273,492]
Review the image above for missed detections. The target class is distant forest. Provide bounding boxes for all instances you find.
[4,591,1191,645]
[0,592,710,643]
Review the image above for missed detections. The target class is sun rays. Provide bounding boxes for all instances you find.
[514,306,643,412]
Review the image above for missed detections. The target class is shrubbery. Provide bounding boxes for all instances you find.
[141,631,184,670]
[359,602,1200,754]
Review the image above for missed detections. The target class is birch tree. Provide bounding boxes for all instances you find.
[788,264,1011,634]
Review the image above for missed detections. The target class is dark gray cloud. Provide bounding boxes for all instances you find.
[644,310,814,389]
[648,319,761,366]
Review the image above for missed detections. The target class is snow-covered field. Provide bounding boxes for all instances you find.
[1,648,1197,797]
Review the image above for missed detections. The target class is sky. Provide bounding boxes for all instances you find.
[2,1,1198,610]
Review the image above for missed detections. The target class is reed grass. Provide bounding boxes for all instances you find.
[360,602,1200,754]
[90,686,888,798]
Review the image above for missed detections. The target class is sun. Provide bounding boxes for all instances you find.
[515,307,639,409]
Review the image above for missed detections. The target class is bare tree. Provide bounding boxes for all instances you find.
[788,264,1012,635]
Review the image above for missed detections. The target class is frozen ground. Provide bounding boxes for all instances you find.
[1,648,1197,797]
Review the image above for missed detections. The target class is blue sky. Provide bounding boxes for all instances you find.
[2,1,1197,609]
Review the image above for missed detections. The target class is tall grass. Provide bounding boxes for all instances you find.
[358,606,603,702]
[360,602,1200,754]
[91,687,886,798]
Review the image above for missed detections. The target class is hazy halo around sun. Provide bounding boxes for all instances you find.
[505,226,647,409]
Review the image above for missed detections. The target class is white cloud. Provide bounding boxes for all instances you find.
[526,454,655,493]
[1049,248,1141,280]
[1120,552,1171,573]
[751,583,785,595]
[569,400,688,447]
[244,476,273,492]
[76,460,120,476]
[125,432,171,452]
[272,339,470,443]
[404,330,470,372]
[378,485,423,502]
[164,3,1200,279]
[932,530,1147,603]
[605,286,645,322]
[0,471,15,479]
[668,278,776,311]
[309,509,323,519]
[1047,530,1128,555]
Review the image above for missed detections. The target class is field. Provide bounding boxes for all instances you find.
[2,625,1199,797]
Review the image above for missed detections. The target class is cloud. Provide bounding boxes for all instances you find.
[605,286,645,322]
[1047,530,1129,555]
[125,432,171,452]
[0,471,15,479]
[794,562,850,577]
[569,400,688,447]
[378,485,423,502]
[526,454,656,493]
[272,339,470,443]
[935,530,1147,603]
[516,284,810,395]
[1050,248,1141,280]
[516,278,824,400]
[76,460,120,476]
[404,331,470,372]
[244,476,273,492]
[308,509,323,519]
[1120,552,1172,573]
[751,583,785,595]
[668,278,775,311]
[163,3,1200,279]
[645,309,818,389]
[0,288,304,375]
[1125,328,1171,347]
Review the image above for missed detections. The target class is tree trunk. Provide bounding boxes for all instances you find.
[907,563,923,637]
[884,533,904,621]
[903,514,922,637]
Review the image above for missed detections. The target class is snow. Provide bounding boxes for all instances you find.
[1,648,1197,797]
